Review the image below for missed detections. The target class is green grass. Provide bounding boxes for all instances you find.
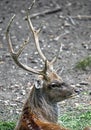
[59,111,91,130]
[0,122,15,130]
[75,55,91,70]
[0,111,91,130]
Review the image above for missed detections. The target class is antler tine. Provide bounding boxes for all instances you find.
[50,43,63,64]
[6,14,45,76]
[26,2,62,71]
[26,2,48,63]
[6,14,16,54]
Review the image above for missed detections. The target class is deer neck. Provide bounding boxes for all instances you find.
[25,86,58,123]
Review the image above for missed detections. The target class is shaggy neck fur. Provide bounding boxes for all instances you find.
[27,86,58,123]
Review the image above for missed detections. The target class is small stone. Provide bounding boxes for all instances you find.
[10,103,17,106]
[42,25,46,29]
[67,2,72,6]
[31,59,38,64]
[64,21,70,27]
[75,103,80,107]
[79,81,89,86]
[0,28,2,31]
[20,90,26,95]
[33,66,38,69]
[40,64,43,68]
[16,21,19,25]
[0,19,3,24]
[6,53,11,58]
[34,51,38,55]
[76,83,81,87]
[21,10,25,14]
[48,45,50,48]
[18,25,22,29]
[4,100,9,105]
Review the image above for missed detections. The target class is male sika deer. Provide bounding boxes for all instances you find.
[6,1,77,130]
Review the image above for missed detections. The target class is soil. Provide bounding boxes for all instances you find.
[0,0,91,122]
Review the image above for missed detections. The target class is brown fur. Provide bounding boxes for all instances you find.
[14,71,73,130]
[83,127,91,130]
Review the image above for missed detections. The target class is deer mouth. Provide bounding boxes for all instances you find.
[68,93,78,98]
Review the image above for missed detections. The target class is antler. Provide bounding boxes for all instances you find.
[27,7,47,62]
[6,0,61,76]
[26,0,62,70]
[6,14,46,76]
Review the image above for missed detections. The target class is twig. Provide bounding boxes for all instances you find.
[31,7,62,18]
[24,7,62,19]
[59,15,91,20]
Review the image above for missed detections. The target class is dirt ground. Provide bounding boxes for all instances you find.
[0,0,91,121]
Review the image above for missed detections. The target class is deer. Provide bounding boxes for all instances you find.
[6,1,91,130]
[83,127,91,130]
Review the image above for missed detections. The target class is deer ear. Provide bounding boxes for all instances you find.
[34,79,43,89]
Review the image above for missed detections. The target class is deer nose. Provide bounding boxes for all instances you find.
[74,89,81,94]
[71,85,82,94]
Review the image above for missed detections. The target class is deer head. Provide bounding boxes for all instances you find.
[6,1,76,130]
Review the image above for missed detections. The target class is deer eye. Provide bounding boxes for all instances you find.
[48,82,59,89]
[51,83,58,88]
